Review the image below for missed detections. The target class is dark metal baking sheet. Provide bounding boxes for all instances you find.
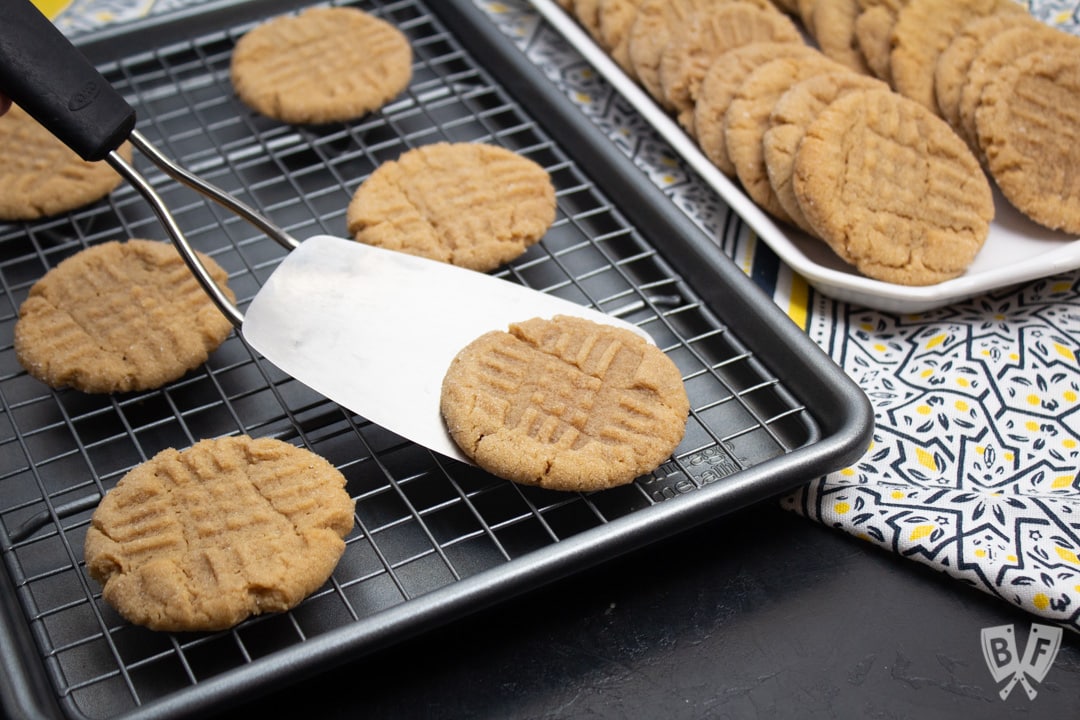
[0,1,873,718]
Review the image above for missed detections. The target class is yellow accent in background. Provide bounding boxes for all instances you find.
[787,273,809,330]
[1033,593,1050,611]
[915,447,937,471]
[910,524,934,541]
[1056,546,1080,565]
[33,0,72,18]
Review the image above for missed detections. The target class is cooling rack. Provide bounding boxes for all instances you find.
[0,1,872,718]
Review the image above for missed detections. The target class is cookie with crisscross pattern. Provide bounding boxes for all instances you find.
[440,315,688,491]
[346,142,556,271]
[14,239,234,393]
[793,88,993,285]
[0,104,131,221]
[230,6,412,124]
[84,436,355,631]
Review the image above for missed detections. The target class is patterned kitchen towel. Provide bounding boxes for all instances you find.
[787,281,1080,633]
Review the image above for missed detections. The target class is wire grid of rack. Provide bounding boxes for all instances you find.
[0,1,870,718]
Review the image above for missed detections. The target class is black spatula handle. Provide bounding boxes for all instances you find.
[0,0,135,161]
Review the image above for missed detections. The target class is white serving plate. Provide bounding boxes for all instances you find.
[529,0,1080,314]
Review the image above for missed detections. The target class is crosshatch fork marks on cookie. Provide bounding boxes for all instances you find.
[440,315,689,491]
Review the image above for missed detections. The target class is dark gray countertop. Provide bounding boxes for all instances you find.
[218,498,1080,719]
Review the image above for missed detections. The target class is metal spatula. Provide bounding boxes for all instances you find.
[0,1,647,463]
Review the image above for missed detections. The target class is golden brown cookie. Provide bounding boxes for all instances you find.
[346,142,556,272]
[796,0,820,26]
[440,315,689,492]
[84,436,355,632]
[889,0,1024,113]
[763,71,888,233]
[852,5,898,82]
[627,0,775,109]
[658,2,801,132]
[958,23,1080,154]
[626,0,695,107]
[793,88,994,285]
[694,42,823,176]
[14,239,234,394]
[598,0,644,79]
[855,0,907,8]
[230,6,412,124]
[0,104,132,221]
[933,13,1037,140]
[573,0,605,43]
[725,54,849,222]
[810,0,872,74]
[975,49,1080,233]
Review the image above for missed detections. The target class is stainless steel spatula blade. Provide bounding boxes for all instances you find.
[244,235,646,462]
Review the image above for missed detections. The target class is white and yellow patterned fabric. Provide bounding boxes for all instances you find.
[48,0,1080,633]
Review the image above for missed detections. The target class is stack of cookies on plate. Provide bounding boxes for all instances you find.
[560,0,1080,286]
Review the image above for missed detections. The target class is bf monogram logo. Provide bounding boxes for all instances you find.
[980,623,1063,700]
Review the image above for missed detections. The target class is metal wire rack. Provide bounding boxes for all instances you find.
[0,1,870,718]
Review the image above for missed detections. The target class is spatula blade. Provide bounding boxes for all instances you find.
[242,235,650,462]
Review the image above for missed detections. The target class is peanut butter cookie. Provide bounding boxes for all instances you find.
[14,239,234,394]
[694,42,822,176]
[975,49,1080,233]
[958,22,1080,154]
[346,142,557,272]
[933,13,1038,141]
[627,0,775,109]
[658,2,801,132]
[793,88,994,285]
[809,0,872,74]
[763,70,887,233]
[440,315,689,492]
[725,54,849,222]
[598,0,644,78]
[852,4,899,82]
[0,104,132,221]
[84,436,355,632]
[889,0,1024,113]
[231,6,412,124]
